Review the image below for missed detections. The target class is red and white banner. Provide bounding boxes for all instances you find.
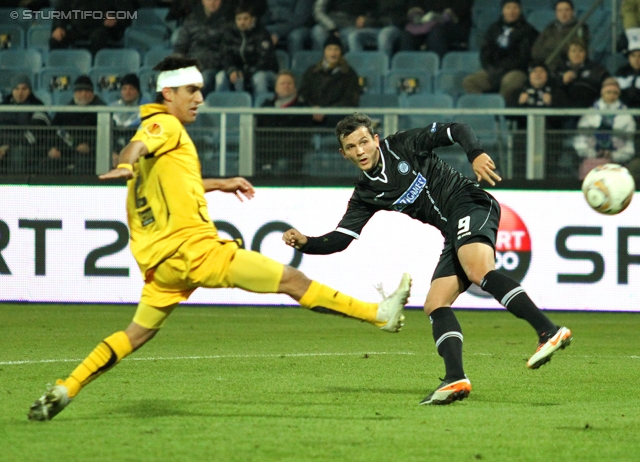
[1,186,638,311]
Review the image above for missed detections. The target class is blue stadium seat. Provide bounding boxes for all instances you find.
[275,49,289,71]
[0,8,29,30]
[51,89,74,105]
[253,91,273,107]
[200,91,252,128]
[359,93,398,108]
[38,66,82,93]
[469,7,500,51]
[46,49,92,74]
[27,24,51,53]
[398,93,454,130]
[358,69,382,94]
[441,51,481,73]
[124,26,170,54]
[606,53,627,75]
[94,48,140,73]
[0,49,42,77]
[143,46,172,68]
[391,51,439,73]
[457,93,505,109]
[434,69,468,102]
[303,149,360,178]
[585,9,611,62]
[527,10,556,33]
[33,89,52,106]
[138,66,159,94]
[89,66,131,99]
[0,24,25,49]
[291,50,322,78]
[131,8,170,28]
[345,51,389,75]
[384,70,432,95]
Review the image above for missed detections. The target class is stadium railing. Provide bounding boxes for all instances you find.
[1,104,640,182]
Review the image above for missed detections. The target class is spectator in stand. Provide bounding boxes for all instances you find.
[261,0,314,56]
[255,70,313,173]
[531,0,590,72]
[554,36,609,128]
[49,0,138,55]
[310,0,376,51]
[615,28,640,110]
[402,0,473,58]
[514,62,564,130]
[462,0,538,107]
[345,0,412,58]
[216,5,279,95]
[173,0,229,95]
[0,74,51,174]
[44,76,106,175]
[110,74,150,168]
[299,35,360,127]
[573,77,637,180]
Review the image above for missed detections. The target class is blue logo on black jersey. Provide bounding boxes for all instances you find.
[430,122,437,133]
[391,173,426,211]
[398,161,410,175]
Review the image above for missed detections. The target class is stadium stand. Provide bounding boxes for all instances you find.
[0,24,25,49]
[441,50,481,73]
[391,51,439,74]
[94,48,141,73]
[46,49,92,74]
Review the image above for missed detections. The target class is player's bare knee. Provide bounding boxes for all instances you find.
[125,324,158,350]
[278,266,312,298]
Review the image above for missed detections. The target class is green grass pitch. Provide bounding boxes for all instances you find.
[1,304,639,461]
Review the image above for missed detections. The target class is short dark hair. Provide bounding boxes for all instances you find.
[235,4,254,16]
[335,113,375,148]
[153,54,202,103]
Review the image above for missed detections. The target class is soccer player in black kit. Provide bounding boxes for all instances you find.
[282,113,572,405]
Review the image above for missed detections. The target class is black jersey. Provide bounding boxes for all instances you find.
[300,122,489,255]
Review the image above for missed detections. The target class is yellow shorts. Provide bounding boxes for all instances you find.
[135,235,284,328]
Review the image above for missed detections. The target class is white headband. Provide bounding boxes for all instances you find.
[156,66,203,91]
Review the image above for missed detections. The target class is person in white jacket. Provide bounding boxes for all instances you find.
[573,77,636,179]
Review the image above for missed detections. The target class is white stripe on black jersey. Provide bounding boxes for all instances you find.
[336,123,484,238]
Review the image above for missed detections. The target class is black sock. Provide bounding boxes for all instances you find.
[480,270,557,338]
[430,307,465,381]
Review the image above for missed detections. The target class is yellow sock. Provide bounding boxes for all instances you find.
[63,331,133,398]
[299,280,380,324]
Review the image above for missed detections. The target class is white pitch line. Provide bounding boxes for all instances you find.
[0,351,418,366]
[2,351,639,367]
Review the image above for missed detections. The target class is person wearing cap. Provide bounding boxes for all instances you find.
[462,0,539,106]
[110,74,151,168]
[298,34,360,126]
[0,74,51,174]
[531,0,590,72]
[573,77,637,179]
[27,54,411,422]
[45,75,105,174]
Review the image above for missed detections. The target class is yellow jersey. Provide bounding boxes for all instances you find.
[127,103,217,277]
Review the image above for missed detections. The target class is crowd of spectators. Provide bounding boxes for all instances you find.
[1,0,639,181]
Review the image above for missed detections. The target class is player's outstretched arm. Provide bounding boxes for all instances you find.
[282,228,308,249]
[472,152,502,186]
[99,141,148,180]
[202,177,255,201]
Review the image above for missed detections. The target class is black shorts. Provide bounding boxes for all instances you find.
[431,191,500,288]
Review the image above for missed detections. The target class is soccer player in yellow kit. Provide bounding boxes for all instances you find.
[27,56,412,421]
